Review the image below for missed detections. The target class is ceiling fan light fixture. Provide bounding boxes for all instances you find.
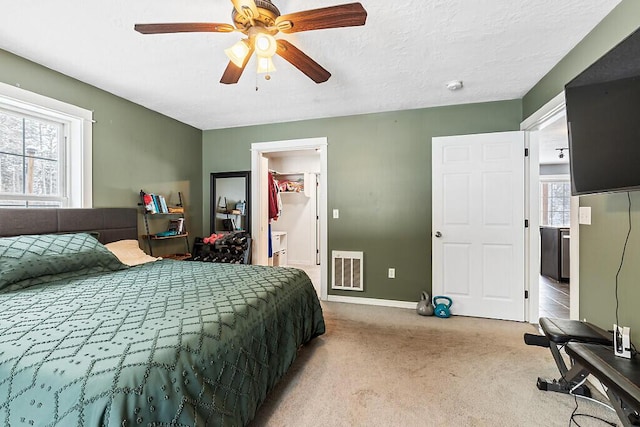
[257,56,276,73]
[254,33,277,57]
[225,40,251,68]
[135,1,368,84]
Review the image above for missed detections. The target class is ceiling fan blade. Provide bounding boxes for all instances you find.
[134,23,235,34]
[276,40,330,83]
[275,2,367,34]
[220,46,255,84]
[231,0,260,20]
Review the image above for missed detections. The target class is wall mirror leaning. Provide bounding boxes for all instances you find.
[210,171,251,235]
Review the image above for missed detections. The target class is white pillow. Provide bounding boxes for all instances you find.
[105,240,160,266]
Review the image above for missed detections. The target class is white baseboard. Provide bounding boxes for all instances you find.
[327,295,417,309]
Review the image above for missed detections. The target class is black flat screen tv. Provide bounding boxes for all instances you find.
[565,26,640,196]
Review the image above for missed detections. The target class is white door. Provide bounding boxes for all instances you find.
[432,131,525,321]
[251,154,270,265]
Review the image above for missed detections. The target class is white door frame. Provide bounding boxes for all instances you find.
[250,137,328,300]
[520,92,579,322]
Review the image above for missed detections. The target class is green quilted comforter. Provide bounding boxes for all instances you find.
[0,260,325,426]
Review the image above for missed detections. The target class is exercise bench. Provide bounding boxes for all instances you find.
[524,317,613,397]
[526,318,640,426]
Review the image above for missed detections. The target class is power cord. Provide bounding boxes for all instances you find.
[569,385,617,427]
[570,380,615,413]
[559,345,617,426]
[614,192,632,353]
[569,397,617,427]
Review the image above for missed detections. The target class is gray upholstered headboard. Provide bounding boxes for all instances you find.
[0,208,138,244]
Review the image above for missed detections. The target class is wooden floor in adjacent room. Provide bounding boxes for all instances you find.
[539,275,570,319]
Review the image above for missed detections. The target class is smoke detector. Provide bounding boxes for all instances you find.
[446,80,464,91]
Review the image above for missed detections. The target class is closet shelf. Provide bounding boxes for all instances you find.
[274,171,311,196]
[274,172,305,176]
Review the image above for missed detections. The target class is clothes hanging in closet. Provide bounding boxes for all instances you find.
[267,172,282,259]
[268,172,281,220]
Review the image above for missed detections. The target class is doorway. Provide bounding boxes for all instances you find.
[522,92,579,322]
[267,151,321,294]
[537,113,571,319]
[250,137,328,300]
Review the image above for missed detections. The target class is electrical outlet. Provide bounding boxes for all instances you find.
[388,268,395,279]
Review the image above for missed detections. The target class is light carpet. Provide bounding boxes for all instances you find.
[250,302,618,427]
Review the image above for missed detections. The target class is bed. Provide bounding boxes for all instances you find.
[0,208,325,426]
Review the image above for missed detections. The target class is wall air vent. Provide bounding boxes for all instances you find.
[332,250,363,291]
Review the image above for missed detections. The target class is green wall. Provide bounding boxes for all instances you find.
[523,0,640,342]
[0,49,203,254]
[203,101,522,301]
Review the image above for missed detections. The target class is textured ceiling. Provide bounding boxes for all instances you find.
[0,0,621,130]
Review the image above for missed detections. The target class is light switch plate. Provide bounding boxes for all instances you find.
[333,209,339,219]
[579,207,591,225]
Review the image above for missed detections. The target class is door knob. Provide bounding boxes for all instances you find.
[435,231,442,238]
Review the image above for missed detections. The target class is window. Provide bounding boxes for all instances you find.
[0,82,92,208]
[540,179,571,227]
[0,107,65,207]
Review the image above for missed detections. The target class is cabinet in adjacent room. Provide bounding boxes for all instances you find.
[540,226,570,282]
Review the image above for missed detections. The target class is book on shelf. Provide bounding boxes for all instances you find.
[141,191,157,214]
[159,195,169,214]
[141,190,184,215]
[152,195,161,213]
[147,194,167,214]
[167,218,185,235]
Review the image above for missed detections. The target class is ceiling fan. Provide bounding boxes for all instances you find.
[134,0,367,84]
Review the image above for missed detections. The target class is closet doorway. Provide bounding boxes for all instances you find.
[250,138,328,299]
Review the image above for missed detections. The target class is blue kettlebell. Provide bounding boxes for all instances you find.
[433,296,452,318]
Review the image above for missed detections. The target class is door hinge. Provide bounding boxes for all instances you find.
[525,290,529,299]
[525,219,529,228]
[525,148,529,157]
